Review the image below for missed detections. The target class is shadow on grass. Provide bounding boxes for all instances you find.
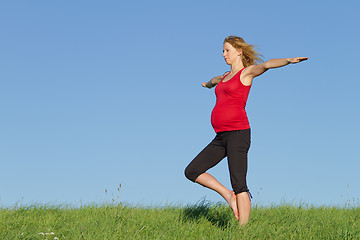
[181,198,232,229]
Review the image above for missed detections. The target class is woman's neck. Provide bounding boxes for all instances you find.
[230,61,245,74]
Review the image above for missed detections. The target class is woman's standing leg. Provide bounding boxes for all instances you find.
[236,192,251,225]
[226,129,251,226]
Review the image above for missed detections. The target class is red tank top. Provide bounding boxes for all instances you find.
[211,68,251,133]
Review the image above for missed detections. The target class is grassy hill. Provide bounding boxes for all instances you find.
[1,200,359,239]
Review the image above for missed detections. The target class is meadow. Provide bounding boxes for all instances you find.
[1,198,359,240]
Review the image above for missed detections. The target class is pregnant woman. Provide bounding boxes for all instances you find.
[185,35,308,226]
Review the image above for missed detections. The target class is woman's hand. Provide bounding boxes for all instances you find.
[289,57,309,63]
[202,82,210,88]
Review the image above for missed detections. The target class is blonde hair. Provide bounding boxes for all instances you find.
[224,36,263,67]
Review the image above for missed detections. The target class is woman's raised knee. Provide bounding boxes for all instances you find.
[184,166,198,182]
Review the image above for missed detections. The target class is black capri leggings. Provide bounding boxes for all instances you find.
[184,129,251,195]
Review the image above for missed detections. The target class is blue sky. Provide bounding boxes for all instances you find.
[1,0,359,208]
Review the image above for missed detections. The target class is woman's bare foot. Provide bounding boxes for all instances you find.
[193,173,239,220]
[225,191,239,220]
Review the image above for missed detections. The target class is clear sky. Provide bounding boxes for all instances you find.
[1,0,359,208]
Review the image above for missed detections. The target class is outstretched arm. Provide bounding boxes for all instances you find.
[245,57,308,79]
[202,71,230,89]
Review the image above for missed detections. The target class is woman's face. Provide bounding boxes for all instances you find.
[223,42,242,65]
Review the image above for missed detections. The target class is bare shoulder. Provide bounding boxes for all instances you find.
[242,65,256,76]
[240,67,255,86]
[243,63,268,79]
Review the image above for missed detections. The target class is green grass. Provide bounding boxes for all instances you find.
[1,200,359,239]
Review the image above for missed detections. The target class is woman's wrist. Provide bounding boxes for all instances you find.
[205,81,213,88]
